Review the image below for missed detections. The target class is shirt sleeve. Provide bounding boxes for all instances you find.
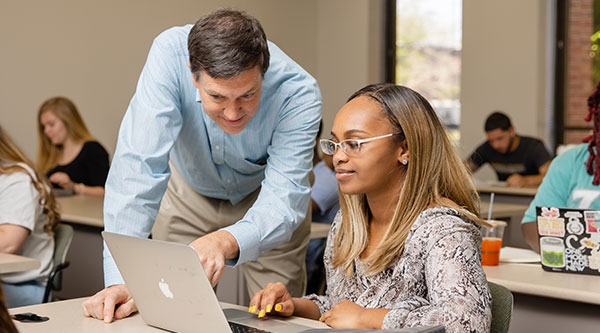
[468,143,487,169]
[382,221,492,331]
[311,163,339,214]
[531,140,553,171]
[222,84,322,265]
[103,32,183,286]
[0,172,38,232]
[522,148,574,224]
[83,142,110,187]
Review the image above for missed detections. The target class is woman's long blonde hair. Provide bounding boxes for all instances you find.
[0,125,59,235]
[37,97,95,173]
[332,83,484,275]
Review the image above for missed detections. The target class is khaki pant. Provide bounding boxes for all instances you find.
[152,167,310,298]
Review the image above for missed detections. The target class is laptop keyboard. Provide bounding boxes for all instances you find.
[229,321,271,333]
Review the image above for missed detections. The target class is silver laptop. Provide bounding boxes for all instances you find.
[102,232,314,333]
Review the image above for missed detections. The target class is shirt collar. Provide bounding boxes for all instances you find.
[195,89,202,103]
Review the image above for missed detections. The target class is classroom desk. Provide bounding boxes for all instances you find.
[476,184,537,208]
[484,263,600,331]
[8,297,328,332]
[0,253,40,274]
[56,195,103,227]
[476,184,537,197]
[54,194,337,304]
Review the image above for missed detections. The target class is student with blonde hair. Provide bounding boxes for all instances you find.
[249,84,491,331]
[0,125,59,307]
[37,97,109,196]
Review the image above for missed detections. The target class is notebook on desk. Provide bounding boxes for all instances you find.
[536,206,600,275]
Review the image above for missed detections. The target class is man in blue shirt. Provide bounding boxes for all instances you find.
[82,9,321,322]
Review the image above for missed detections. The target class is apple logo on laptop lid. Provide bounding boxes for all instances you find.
[158,278,174,299]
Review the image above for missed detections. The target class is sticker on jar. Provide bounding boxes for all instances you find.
[540,237,565,268]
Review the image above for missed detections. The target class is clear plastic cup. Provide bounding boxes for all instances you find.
[481,220,507,266]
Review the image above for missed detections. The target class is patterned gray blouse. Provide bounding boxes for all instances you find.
[304,207,492,332]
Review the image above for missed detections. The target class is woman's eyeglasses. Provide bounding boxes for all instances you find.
[319,133,397,156]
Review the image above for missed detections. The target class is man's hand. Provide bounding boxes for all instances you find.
[189,230,239,287]
[506,174,525,188]
[82,284,137,323]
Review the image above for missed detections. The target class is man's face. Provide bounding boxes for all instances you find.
[486,127,514,154]
[193,66,263,134]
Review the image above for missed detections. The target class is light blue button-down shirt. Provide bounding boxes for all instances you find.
[103,25,321,287]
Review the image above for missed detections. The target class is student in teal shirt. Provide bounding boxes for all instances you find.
[522,82,600,252]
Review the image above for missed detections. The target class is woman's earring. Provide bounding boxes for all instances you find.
[402,160,408,165]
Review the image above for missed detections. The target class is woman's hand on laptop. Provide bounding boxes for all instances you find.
[82,284,138,323]
[249,282,294,318]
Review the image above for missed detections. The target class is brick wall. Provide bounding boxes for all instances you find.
[565,0,593,143]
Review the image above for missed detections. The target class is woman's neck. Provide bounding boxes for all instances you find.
[366,188,399,227]
[58,137,84,164]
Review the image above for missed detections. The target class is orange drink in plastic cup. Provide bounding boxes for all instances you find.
[480,220,507,266]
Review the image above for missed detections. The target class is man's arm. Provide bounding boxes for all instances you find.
[83,30,184,323]
[221,75,322,266]
[506,160,551,188]
[466,145,486,174]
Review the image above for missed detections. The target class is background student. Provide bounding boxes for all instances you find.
[522,81,600,252]
[467,111,552,188]
[82,9,321,323]
[249,84,491,331]
[0,125,59,307]
[306,121,339,294]
[37,96,109,196]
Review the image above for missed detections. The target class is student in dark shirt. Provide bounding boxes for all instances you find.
[467,111,552,188]
[37,97,109,196]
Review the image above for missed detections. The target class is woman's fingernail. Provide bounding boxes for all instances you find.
[319,316,322,321]
[266,304,272,313]
[275,304,282,312]
[248,306,255,313]
[258,310,265,318]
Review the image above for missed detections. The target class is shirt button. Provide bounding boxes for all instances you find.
[215,145,221,150]
[227,179,231,184]
[228,190,233,194]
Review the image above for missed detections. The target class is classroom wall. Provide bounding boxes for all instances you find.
[461,0,551,180]
[0,0,385,161]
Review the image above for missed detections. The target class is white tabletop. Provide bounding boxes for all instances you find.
[0,253,40,274]
[56,195,103,227]
[476,184,537,197]
[57,195,332,240]
[483,263,600,305]
[9,298,328,332]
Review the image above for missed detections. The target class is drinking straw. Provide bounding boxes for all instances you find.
[487,192,495,221]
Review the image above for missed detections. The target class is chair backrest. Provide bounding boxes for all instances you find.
[51,223,74,290]
[488,281,513,333]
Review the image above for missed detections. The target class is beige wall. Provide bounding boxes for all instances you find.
[1,0,385,161]
[1,0,552,175]
[461,0,551,180]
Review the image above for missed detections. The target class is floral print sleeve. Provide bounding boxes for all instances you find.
[303,207,491,332]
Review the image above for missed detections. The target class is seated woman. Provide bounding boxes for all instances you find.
[249,84,492,331]
[0,125,59,307]
[37,96,109,196]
